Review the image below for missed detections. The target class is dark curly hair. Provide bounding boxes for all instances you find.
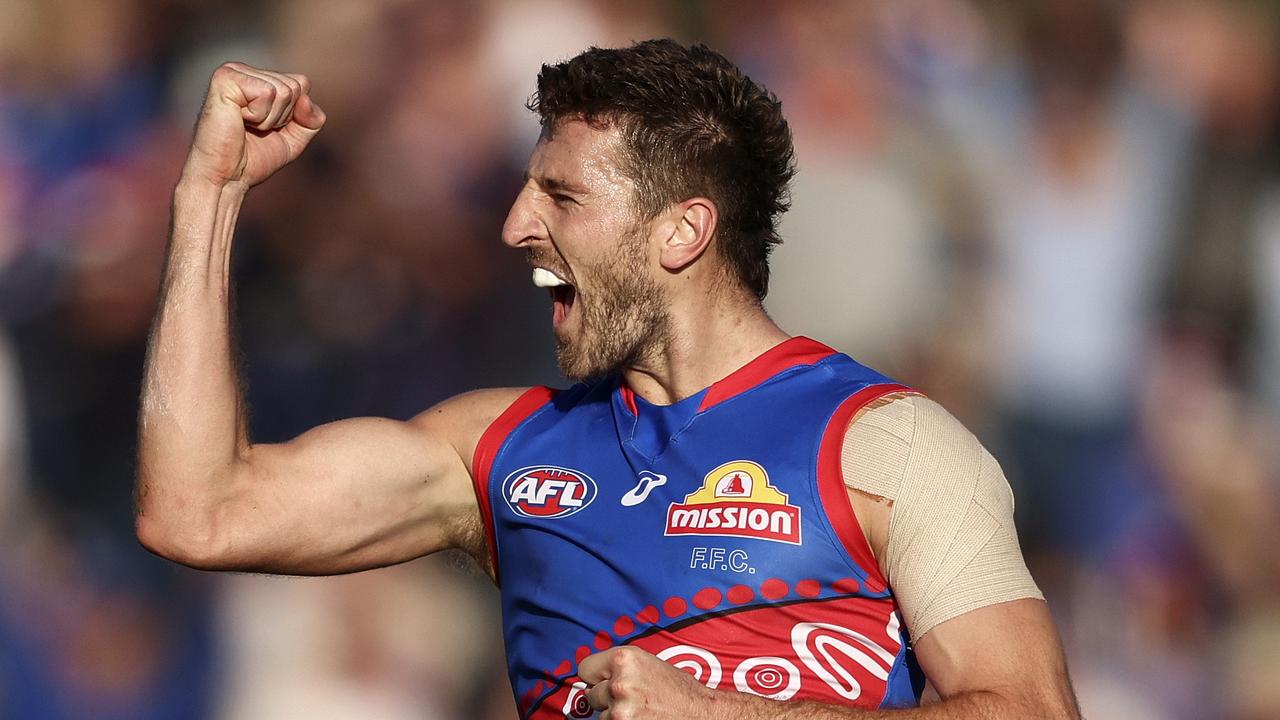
[528,39,796,301]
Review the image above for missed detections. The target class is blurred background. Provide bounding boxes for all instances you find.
[0,0,1277,718]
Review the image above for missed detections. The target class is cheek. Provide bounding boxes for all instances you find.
[563,227,640,276]
[576,210,635,248]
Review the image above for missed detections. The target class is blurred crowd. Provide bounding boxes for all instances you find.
[0,1,1277,718]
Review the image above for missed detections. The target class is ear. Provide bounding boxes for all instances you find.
[657,197,718,273]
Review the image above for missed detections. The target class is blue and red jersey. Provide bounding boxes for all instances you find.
[472,337,926,718]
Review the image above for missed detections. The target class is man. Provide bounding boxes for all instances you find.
[136,40,1079,719]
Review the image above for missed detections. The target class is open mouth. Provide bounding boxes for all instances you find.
[532,267,577,330]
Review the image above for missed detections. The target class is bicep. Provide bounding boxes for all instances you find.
[221,416,468,574]
[913,599,1078,718]
[215,388,525,575]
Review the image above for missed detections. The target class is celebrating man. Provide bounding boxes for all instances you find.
[136,40,1079,719]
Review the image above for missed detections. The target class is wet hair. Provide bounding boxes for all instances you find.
[528,39,796,300]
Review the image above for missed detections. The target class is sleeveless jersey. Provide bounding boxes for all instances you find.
[472,337,926,718]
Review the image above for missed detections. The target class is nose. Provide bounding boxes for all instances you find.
[501,185,546,249]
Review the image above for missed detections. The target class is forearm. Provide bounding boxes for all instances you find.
[136,176,251,549]
[711,690,1029,720]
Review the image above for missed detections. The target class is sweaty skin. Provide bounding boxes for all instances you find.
[137,61,1079,720]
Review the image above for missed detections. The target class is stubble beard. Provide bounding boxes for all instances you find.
[556,230,670,381]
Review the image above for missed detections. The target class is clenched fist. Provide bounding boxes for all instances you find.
[183,61,325,189]
[580,646,741,720]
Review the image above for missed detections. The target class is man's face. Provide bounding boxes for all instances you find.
[501,120,670,380]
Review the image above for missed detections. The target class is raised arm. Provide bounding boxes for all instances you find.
[135,62,518,577]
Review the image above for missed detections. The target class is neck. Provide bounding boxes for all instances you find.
[622,290,789,405]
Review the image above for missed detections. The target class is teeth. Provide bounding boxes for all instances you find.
[532,268,569,288]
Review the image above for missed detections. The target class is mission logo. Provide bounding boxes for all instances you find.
[502,465,597,519]
[664,460,802,544]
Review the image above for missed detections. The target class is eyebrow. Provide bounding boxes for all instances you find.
[523,170,588,196]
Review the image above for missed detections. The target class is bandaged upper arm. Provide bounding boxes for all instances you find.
[840,394,1043,640]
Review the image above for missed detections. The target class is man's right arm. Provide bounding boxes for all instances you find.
[135,62,518,577]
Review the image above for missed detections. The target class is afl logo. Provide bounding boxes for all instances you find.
[502,465,597,519]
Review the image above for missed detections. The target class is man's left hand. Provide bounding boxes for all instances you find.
[579,645,734,719]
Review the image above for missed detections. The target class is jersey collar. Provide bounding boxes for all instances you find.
[617,336,838,416]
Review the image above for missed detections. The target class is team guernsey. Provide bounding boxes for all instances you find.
[472,337,926,718]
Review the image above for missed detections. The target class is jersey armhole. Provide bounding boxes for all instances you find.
[816,382,915,593]
[471,385,557,584]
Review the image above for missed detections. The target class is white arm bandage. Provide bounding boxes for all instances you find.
[840,394,1043,640]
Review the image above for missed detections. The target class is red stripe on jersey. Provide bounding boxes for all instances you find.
[816,383,914,592]
[472,386,557,584]
[697,336,837,412]
[620,385,638,416]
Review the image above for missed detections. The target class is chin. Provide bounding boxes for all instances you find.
[555,336,621,382]
[555,351,607,382]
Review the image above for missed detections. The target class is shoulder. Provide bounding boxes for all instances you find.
[841,392,988,491]
[840,392,1007,562]
[861,394,1010,516]
[411,387,554,477]
[416,378,617,468]
[842,393,1040,639]
[837,391,920,565]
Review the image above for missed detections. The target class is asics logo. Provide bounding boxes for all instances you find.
[621,471,667,507]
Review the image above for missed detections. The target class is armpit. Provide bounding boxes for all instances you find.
[840,394,1043,640]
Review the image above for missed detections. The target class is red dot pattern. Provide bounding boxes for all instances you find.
[554,576,878,687]
[614,615,635,636]
[760,578,790,600]
[663,596,688,618]
[796,579,821,598]
[692,587,722,610]
[727,584,755,604]
[832,577,861,595]
[636,605,660,625]
[593,631,612,650]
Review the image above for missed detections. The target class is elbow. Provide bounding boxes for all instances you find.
[135,511,227,570]
[134,511,183,564]
[134,479,236,570]
[135,512,175,562]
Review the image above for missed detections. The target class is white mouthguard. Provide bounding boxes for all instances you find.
[532,268,569,288]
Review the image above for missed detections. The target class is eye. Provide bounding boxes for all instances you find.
[550,193,577,207]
